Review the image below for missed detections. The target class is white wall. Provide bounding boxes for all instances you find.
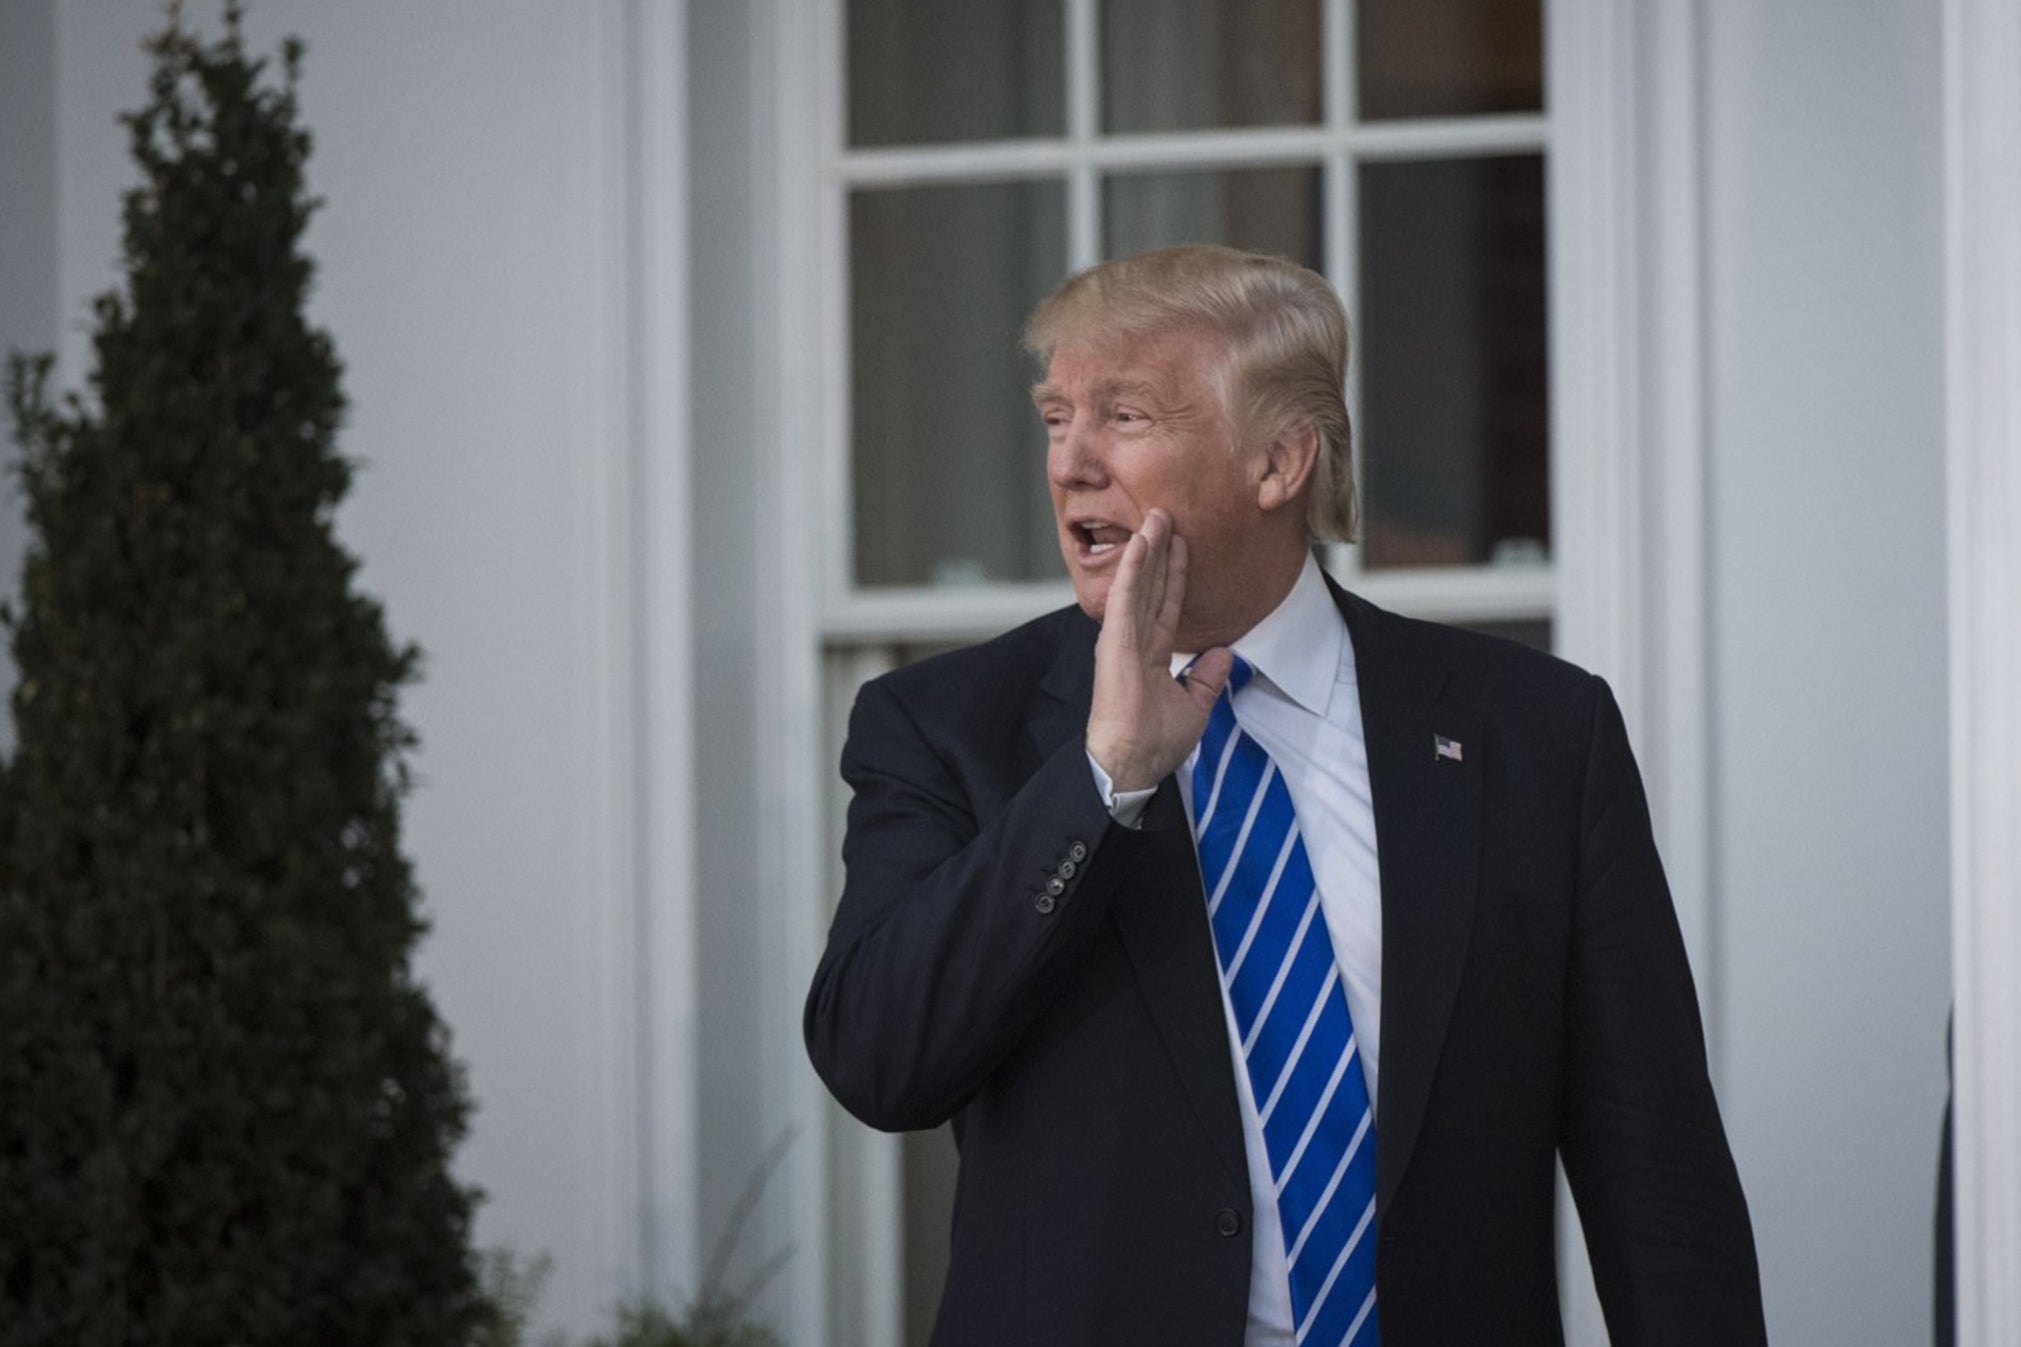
[29,5,665,1337]
[1702,2,1951,1343]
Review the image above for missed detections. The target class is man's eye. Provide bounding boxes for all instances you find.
[1114,409,1147,425]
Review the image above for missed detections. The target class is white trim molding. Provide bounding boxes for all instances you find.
[1549,0,1713,1027]
[1549,2,1710,1343]
[820,567,1552,646]
[1943,0,2021,1339]
[835,116,1548,185]
[1550,0,1711,898]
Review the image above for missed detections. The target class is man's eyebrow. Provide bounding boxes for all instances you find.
[1029,378,1166,407]
[1103,378,1164,403]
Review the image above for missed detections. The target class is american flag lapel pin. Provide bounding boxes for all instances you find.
[1434,733,1464,764]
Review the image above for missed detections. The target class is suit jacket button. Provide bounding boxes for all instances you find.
[1045,875,1066,896]
[1068,840,1088,862]
[1215,1208,1242,1237]
[1034,893,1057,915]
[1057,858,1077,879]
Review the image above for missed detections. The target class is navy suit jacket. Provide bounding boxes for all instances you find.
[805,582,1765,1345]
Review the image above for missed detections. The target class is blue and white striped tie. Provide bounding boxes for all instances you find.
[1193,656,1379,1346]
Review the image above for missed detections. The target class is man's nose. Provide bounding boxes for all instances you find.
[1048,416,1106,489]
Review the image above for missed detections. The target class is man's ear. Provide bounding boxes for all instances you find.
[1256,423,1320,514]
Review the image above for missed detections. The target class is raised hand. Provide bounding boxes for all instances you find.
[1086,509,1235,793]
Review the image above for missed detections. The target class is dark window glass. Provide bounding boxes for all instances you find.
[1103,0,1322,133]
[1357,0,1544,121]
[849,0,1063,146]
[1104,165,1323,270]
[1357,154,1548,569]
[851,181,1067,587]
[904,1124,959,1344]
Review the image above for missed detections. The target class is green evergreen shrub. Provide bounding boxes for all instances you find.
[0,8,487,1343]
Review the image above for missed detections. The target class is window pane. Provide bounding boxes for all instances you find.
[851,181,1068,587]
[1104,166,1323,270]
[1103,0,1321,134]
[849,0,1063,147]
[1357,0,1543,121]
[904,1125,959,1345]
[1357,154,1548,569]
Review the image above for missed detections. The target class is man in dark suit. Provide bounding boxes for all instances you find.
[805,246,1764,1345]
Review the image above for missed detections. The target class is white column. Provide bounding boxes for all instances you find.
[1549,0,1712,975]
[752,1,836,1342]
[1943,0,2021,1340]
[1550,2,1713,1341]
[619,0,702,1310]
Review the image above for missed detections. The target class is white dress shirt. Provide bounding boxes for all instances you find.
[1089,555,1382,1347]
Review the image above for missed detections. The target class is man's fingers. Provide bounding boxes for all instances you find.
[1107,525,1151,640]
[1117,511,1177,662]
[1184,647,1235,709]
[1156,531,1188,641]
[1134,510,1169,633]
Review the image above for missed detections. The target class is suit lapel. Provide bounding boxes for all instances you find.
[1030,616,1250,1191]
[1335,583,1482,1219]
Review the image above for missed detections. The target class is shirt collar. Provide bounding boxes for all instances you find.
[1170,553,1344,717]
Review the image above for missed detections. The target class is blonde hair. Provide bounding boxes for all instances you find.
[1024,245,1356,542]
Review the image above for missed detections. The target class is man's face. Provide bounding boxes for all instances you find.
[1034,326,1271,637]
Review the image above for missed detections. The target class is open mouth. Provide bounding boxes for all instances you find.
[1071,521,1133,558]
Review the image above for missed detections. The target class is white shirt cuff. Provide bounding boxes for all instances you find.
[1087,751,1157,829]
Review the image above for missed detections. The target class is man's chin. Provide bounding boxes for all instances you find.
[1071,577,1110,624]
